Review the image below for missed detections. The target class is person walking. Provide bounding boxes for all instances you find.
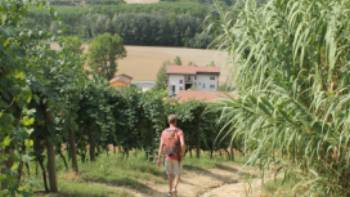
[157,114,186,197]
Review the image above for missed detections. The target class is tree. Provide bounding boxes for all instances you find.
[154,63,168,90]
[87,33,126,80]
[58,36,85,174]
[77,77,116,161]
[174,56,182,65]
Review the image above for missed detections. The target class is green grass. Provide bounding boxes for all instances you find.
[40,180,134,197]
[79,152,166,193]
[262,176,306,197]
[31,150,239,197]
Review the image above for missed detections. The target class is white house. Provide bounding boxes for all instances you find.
[166,65,220,96]
[132,81,156,92]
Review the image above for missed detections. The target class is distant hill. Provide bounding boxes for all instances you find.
[125,0,159,3]
[48,0,125,6]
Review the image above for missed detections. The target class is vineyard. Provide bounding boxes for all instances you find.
[0,2,232,194]
[2,0,350,196]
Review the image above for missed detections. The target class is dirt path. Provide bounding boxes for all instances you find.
[122,163,264,197]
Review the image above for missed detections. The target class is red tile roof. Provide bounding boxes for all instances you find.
[110,81,129,87]
[166,65,220,75]
[117,74,133,80]
[110,74,133,87]
[176,90,235,102]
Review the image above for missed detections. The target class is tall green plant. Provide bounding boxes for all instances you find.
[87,33,126,80]
[0,1,34,195]
[215,0,350,195]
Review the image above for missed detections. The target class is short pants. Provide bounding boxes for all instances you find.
[164,159,181,176]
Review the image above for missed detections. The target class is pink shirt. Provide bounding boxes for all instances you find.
[161,127,185,161]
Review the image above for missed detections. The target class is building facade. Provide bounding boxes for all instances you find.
[166,65,220,96]
[110,73,133,87]
[132,81,156,92]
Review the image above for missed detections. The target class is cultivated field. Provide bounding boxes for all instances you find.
[117,45,231,82]
[50,43,232,82]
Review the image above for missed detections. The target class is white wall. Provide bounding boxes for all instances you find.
[168,74,219,95]
[168,75,185,96]
[133,81,155,92]
[195,74,218,91]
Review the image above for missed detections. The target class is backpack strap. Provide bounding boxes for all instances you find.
[165,127,180,140]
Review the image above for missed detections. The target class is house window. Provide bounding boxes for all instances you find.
[194,76,197,80]
[179,87,183,90]
[203,84,206,88]
[179,80,183,84]
[210,84,215,89]
[210,76,215,80]
[186,76,191,81]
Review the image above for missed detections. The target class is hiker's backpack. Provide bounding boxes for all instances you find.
[162,128,181,157]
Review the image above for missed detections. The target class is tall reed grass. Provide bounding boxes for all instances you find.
[214,0,350,195]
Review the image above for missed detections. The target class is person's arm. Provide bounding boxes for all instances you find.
[156,134,164,167]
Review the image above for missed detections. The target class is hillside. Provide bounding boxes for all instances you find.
[125,0,159,3]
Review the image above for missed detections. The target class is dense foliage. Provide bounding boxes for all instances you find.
[26,2,214,48]
[216,0,350,195]
[87,33,126,80]
[48,0,125,6]
[0,1,35,195]
[0,0,234,195]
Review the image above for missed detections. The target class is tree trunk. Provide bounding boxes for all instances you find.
[46,139,58,192]
[89,139,96,162]
[68,129,79,173]
[38,159,49,192]
[230,148,235,161]
[58,148,69,171]
[224,149,230,160]
[26,162,30,176]
[210,149,214,159]
[35,162,39,176]
[145,149,149,160]
[196,146,200,159]
[113,146,117,154]
[196,121,201,159]
[123,147,129,158]
[16,160,24,189]
[80,150,86,163]
[16,144,26,188]
[1,148,14,189]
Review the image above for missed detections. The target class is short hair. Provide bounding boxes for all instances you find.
[168,114,177,125]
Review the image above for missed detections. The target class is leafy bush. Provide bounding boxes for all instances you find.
[0,1,35,195]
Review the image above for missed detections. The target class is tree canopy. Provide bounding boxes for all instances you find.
[87,33,126,80]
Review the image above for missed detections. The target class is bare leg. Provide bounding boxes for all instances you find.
[173,161,181,193]
[173,175,180,192]
[168,174,174,193]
